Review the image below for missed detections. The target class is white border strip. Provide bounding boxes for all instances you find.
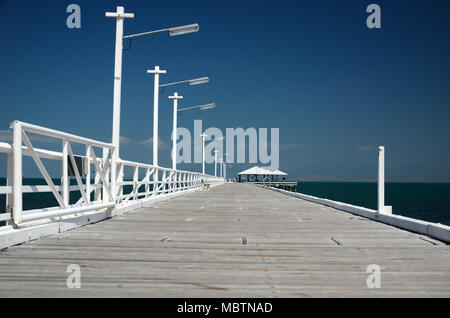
[261,185,450,244]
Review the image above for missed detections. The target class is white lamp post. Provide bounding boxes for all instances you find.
[223,153,229,179]
[200,133,208,174]
[168,92,183,170]
[170,103,215,171]
[147,66,167,167]
[214,150,218,177]
[378,146,392,214]
[105,6,134,199]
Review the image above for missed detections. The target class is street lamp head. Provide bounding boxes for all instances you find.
[200,103,215,110]
[189,77,209,86]
[178,103,216,112]
[169,24,200,36]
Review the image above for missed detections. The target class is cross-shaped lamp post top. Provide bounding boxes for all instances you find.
[168,92,183,100]
[106,6,135,19]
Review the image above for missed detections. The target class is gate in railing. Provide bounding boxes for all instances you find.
[0,121,223,227]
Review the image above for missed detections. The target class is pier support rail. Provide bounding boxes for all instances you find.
[0,121,224,248]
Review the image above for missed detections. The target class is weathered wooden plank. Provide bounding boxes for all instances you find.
[0,183,449,297]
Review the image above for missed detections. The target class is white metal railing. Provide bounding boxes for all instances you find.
[0,121,224,227]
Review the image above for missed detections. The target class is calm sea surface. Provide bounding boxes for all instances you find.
[296,182,450,226]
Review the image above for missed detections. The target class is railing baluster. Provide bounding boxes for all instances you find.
[133,165,138,201]
[62,139,69,207]
[86,145,91,204]
[94,149,101,202]
[12,121,22,224]
[145,167,149,197]
[102,148,110,203]
[6,151,13,225]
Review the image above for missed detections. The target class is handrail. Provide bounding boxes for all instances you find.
[12,121,114,149]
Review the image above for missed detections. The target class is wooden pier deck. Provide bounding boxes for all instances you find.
[0,183,449,297]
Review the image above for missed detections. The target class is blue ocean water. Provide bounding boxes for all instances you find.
[1,179,449,226]
[0,178,143,215]
[296,182,450,226]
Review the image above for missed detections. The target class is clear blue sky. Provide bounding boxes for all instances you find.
[1,0,450,181]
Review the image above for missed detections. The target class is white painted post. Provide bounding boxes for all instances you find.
[220,158,223,178]
[145,167,150,198]
[224,162,227,180]
[378,146,392,214]
[162,170,166,194]
[61,139,69,207]
[147,66,166,196]
[94,150,101,202]
[214,150,218,177]
[169,92,183,171]
[147,66,167,167]
[85,145,91,204]
[200,133,207,174]
[12,121,22,224]
[378,146,384,213]
[106,7,134,205]
[117,161,124,201]
[6,152,13,224]
[102,148,110,203]
[152,169,158,197]
[133,166,138,201]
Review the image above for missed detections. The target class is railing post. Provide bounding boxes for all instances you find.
[61,139,69,207]
[162,170,166,194]
[173,172,177,192]
[94,150,101,202]
[378,146,392,214]
[145,167,150,198]
[111,147,117,203]
[102,148,110,203]
[85,145,91,204]
[152,169,158,197]
[118,161,124,200]
[12,121,22,224]
[133,166,138,201]
[6,152,14,225]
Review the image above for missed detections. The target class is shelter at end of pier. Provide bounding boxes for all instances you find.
[237,166,288,183]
